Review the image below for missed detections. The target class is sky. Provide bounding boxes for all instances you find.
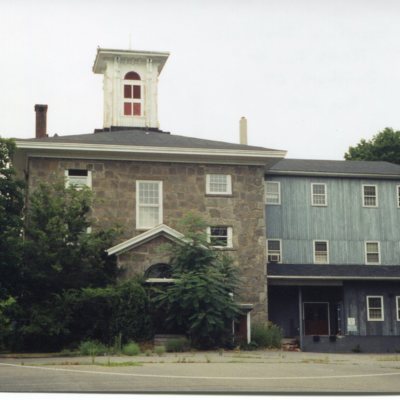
[1,0,400,160]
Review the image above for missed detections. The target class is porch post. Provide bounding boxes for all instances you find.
[298,286,303,350]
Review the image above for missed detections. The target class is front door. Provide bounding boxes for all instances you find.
[303,302,330,335]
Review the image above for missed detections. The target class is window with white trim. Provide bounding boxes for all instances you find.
[206,174,232,195]
[136,181,163,229]
[396,296,400,321]
[65,169,92,189]
[123,71,143,117]
[367,296,384,321]
[207,226,233,248]
[365,241,380,264]
[267,239,282,263]
[314,240,329,264]
[363,185,378,207]
[311,183,327,206]
[265,181,281,204]
[397,185,400,208]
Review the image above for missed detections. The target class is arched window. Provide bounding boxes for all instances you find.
[123,71,142,117]
[144,263,172,280]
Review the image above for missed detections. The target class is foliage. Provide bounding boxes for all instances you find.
[239,340,259,351]
[154,345,166,356]
[0,297,16,350]
[122,342,141,356]
[152,213,241,349]
[22,180,119,300]
[78,340,107,356]
[0,138,24,300]
[251,322,282,349]
[345,127,400,165]
[165,337,191,352]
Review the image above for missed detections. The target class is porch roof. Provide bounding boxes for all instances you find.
[267,264,400,280]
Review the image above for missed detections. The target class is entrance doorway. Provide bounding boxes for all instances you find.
[303,302,330,335]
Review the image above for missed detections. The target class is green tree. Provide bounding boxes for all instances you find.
[345,127,400,165]
[152,214,241,349]
[0,138,24,300]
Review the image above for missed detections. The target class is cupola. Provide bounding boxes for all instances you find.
[93,48,169,129]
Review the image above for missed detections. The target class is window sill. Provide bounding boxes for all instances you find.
[205,194,233,198]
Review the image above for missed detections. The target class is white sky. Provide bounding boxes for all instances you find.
[1,0,400,160]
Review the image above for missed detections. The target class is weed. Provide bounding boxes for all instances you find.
[154,345,166,357]
[122,342,141,356]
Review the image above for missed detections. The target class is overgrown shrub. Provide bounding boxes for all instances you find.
[78,340,107,356]
[166,337,191,352]
[122,341,141,356]
[251,322,282,349]
[154,345,166,356]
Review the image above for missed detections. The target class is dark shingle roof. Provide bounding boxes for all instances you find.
[267,158,400,178]
[268,264,400,279]
[18,128,278,152]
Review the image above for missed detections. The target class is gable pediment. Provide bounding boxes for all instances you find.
[107,224,185,256]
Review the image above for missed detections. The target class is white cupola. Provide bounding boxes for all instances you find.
[93,48,169,129]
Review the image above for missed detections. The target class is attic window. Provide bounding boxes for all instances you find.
[65,169,92,189]
[123,71,142,117]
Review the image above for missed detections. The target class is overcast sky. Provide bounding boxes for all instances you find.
[1,0,400,160]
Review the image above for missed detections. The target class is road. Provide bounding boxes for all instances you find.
[0,351,400,393]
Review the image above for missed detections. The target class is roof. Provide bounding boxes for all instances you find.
[268,264,400,280]
[267,158,400,179]
[18,128,278,152]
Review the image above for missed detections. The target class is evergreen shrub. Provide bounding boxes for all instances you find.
[251,322,282,349]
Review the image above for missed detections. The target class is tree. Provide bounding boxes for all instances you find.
[152,214,241,349]
[344,127,400,165]
[0,138,24,300]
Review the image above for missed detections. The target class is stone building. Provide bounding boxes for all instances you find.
[12,48,286,343]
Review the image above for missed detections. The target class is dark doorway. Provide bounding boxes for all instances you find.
[303,302,330,335]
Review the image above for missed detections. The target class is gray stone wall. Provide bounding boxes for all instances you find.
[27,157,268,319]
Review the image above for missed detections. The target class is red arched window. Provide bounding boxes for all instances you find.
[123,71,142,116]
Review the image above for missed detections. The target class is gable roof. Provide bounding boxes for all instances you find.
[107,224,185,256]
[267,158,400,179]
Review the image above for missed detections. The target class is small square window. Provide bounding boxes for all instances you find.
[265,181,281,205]
[206,174,232,195]
[363,185,378,207]
[367,296,384,321]
[207,226,233,248]
[267,239,281,263]
[365,241,380,264]
[65,169,92,189]
[314,240,329,264]
[311,183,327,206]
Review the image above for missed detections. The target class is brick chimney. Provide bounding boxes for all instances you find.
[34,104,48,138]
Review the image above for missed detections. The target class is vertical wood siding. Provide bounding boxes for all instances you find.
[266,176,400,265]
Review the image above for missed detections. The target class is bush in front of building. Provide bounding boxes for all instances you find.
[251,322,283,349]
[165,337,191,352]
[122,341,141,356]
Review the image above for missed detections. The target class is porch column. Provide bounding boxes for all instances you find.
[298,286,304,350]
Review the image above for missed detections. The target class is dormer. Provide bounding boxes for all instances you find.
[93,48,169,129]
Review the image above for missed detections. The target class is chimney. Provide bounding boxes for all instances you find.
[34,104,48,138]
[240,116,247,145]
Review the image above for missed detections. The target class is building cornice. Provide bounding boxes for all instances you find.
[267,170,400,180]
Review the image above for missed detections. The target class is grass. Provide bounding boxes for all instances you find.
[377,355,400,361]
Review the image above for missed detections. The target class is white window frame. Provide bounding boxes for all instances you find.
[311,183,327,206]
[205,174,232,195]
[367,296,384,321]
[122,78,144,117]
[265,181,281,205]
[397,185,400,208]
[362,184,378,207]
[267,239,282,263]
[396,296,400,321]
[313,240,329,264]
[207,226,233,248]
[136,180,163,230]
[65,169,92,189]
[365,241,380,265]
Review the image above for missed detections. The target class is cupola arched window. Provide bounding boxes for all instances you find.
[123,71,143,117]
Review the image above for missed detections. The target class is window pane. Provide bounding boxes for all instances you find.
[368,297,382,308]
[209,227,228,246]
[315,242,327,252]
[369,309,382,319]
[133,103,141,116]
[364,186,376,196]
[124,102,132,116]
[139,206,159,228]
[139,182,159,205]
[366,242,378,253]
[268,240,280,251]
[124,85,132,99]
[209,175,228,193]
[133,85,141,99]
[124,71,141,80]
[266,182,280,204]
